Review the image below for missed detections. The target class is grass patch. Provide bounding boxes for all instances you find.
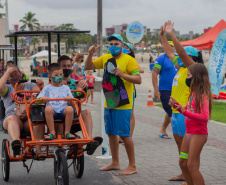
[211,101,226,123]
[155,101,226,123]
[155,104,163,108]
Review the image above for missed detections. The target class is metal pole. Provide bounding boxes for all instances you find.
[96,90,112,159]
[5,0,10,61]
[15,36,17,66]
[97,0,103,77]
[47,33,51,64]
[57,34,60,58]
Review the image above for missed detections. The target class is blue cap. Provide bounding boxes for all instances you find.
[124,43,133,51]
[184,46,199,57]
[107,34,123,42]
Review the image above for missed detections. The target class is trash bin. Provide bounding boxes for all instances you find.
[33,68,38,76]
[30,64,34,72]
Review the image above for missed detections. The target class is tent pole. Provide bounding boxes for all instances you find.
[48,33,51,64]
[57,34,60,58]
[15,36,18,66]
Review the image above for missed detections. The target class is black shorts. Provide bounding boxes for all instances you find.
[159,90,172,117]
[70,124,81,133]
[88,86,94,90]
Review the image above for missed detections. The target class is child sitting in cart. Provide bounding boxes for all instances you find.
[37,63,76,140]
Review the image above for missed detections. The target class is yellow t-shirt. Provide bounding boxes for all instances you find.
[171,67,190,113]
[93,54,139,110]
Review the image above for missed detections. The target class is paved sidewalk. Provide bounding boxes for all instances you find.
[85,64,226,185]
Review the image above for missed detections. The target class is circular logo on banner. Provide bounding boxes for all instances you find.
[126,21,144,44]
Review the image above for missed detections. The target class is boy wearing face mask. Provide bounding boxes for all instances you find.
[85,34,141,175]
[37,63,76,140]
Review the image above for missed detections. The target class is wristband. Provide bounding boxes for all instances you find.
[36,97,43,104]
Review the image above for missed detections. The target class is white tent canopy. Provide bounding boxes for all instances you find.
[31,50,58,58]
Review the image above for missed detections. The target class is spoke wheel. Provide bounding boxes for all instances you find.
[54,151,69,185]
[1,139,10,181]
[73,154,84,178]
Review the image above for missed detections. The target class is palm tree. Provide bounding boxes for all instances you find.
[19,38,26,45]
[30,37,40,53]
[19,12,40,54]
[19,12,40,31]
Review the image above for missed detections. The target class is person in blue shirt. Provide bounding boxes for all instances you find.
[152,41,178,139]
[33,57,40,68]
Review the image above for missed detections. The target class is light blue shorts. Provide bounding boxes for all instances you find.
[172,113,186,137]
[133,92,135,107]
[104,108,132,137]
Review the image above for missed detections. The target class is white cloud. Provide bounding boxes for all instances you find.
[7,0,226,35]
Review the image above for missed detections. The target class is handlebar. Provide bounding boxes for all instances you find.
[71,90,87,103]
[13,90,86,104]
[13,90,42,103]
[14,79,44,95]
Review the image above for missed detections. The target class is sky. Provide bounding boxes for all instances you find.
[3,0,226,36]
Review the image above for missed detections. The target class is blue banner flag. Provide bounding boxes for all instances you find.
[208,29,226,97]
[126,21,144,44]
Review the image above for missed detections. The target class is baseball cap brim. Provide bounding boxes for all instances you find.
[124,43,133,50]
[107,34,123,42]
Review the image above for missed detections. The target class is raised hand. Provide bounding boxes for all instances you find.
[77,80,87,89]
[160,22,167,36]
[165,20,174,35]
[6,66,18,75]
[88,45,100,55]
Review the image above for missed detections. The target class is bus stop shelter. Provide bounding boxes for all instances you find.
[5,30,90,66]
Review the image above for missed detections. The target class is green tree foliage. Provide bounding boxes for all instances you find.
[30,37,40,53]
[19,12,40,31]
[120,32,128,43]
[55,23,93,52]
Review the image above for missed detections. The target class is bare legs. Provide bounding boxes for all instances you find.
[3,115,24,141]
[179,134,207,185]
[3,115,46,156]
[100,134,120,171]
[169,133,185,181]
[44,106,74,139]
[159,113,171,138]
[100,134,137,175]
[86,89,94,104]
[81,109,92,138]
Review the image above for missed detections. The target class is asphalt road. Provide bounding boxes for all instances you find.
[0,133,123,185]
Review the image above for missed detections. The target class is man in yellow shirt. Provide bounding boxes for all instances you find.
[84,34,141,175]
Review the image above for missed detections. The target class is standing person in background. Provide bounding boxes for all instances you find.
[121,43,143,140]
[149,53,153,64]
[141,55,144,62]
[33,57,41,68]
[72,54,84,81]
[166,20,211,185]
[152,41,178,139]
[86,70,95,104]
[149,53,154,71]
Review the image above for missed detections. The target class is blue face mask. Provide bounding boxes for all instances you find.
[109,46,122,56]
[51,76,63,84]
[122,48,130,54]
[177,58,185,67]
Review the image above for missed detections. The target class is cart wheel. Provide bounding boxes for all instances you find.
[54,150,69,185]
[1,139,10,181]
[73,153,84,178]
